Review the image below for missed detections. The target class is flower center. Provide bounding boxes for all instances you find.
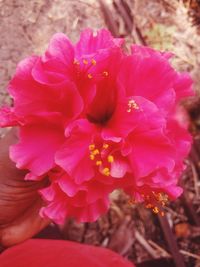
[88,142,114,176]
[129,191,168,217]
[74,57,116,125]
[86,109,114,125]
[86,80,117,125]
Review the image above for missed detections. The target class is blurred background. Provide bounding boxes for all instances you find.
[0,1,200,267]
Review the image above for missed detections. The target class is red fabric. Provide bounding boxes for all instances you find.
[0,239,135,267]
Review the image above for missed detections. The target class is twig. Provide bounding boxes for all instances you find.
[190,160,200,197]
[180,250,200,260]
[158,215,186,267]
[113,0,133,32]
[99,0,119,37]
[164,207,187,221]
[148,240,171,258]
[135,230,159,259]
[180,192,200,226]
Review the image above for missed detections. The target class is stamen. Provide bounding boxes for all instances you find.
[152,206,159,214]
[127,99,139,112]
[73,59,80,65]
[91,59,96,65]
[83,59,88,65]
[96,160,102,166]
[143,192,168,216]
[102,167,110,176]
[92,149,100,156]
[103,143,109,149]
[128,198,136,205]
[90,154,95,160]
[107,155,114,163]
[88,73,93,79]
[89,144,95,151]
[103,71,109,77]
[146,203,153,209]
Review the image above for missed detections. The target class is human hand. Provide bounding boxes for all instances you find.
[0,129,50,247]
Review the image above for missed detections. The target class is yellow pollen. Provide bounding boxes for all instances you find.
[161,201,166,207]
[153,206,159,214]
[96,160,102,166]
[146,203,153,209]
[102,167,110,176]
[103,71,109,77]
[107,155,114,163]
[88,73,93,79]
[73,59,80,65]
[89,144,95,151]
[83,59,88,65]
[103,143,109,149]
[90,154,95,160]
[127,99,139,112]
[128,198,136,205]
[91,59,96,65]
[92,149,100,156]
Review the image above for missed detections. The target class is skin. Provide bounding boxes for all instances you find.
[0,129,50,247]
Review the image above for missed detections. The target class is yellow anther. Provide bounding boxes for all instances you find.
[92,149,100,156]
[96,160,102,166]
[161,201,166,207]
[107,155,114,163]
[103,143,109,149]
[146,203,153,209]
[91,59,96,65]
[83,59,88,65]
[73,59,80,65]
[128,198,135,205]
[103,71,108,77]
[153,206,159,214]
[102,167,110,176]
[89,144,95,151]
[88,73,93,79]
[127,99,139,112]
[90,154,95,160]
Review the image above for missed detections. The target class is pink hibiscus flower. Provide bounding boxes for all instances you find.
[0,29,193,223]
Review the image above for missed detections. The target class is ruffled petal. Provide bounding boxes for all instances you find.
[56,120,95,184]
[0,107,24,127]
[9,57,83,120]
[44,33,74,65]
[75,28,123,57]
[118,54,177,114]
[10,115,65,176]
[131,44,173,59]
[129,128,175,178]
[74,197,110,222]
[32,33,75,85]
[173,72,194,101]
[102,96,165,141]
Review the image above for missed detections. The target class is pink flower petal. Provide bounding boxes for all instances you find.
[173,72,194,101]
[44,33,74,65]
[118,55,177,114]
[102,96,165,140]
[129,128,175,178]
[75,28,123,57]
[0,107,24,127]
[56,120,95,184]
[10,116,65,176]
